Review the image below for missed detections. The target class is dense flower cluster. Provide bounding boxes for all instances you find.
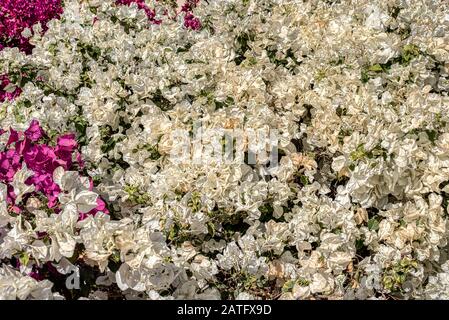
[0,0,63,53]
[0,120,107,216]
[1,0,449,300]
[0,0,62,103]
[115,0,161,24]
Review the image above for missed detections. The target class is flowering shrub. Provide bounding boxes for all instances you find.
[1,0,449,300]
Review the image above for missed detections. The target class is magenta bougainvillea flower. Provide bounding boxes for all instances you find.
[183,11,201,30]
[180,0,201,30]
[0,0,63,54]
[0,120,108,218]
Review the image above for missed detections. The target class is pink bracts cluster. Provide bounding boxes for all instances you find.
[0,120,108,219]
[180,0,201,30]
[0,0,63,54]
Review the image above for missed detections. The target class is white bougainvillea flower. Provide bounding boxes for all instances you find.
[10,166,35,205]
[54,167,99,214]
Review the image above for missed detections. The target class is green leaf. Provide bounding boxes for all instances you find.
[300,175,309,186]
[368,218,380,231]
[19,252,30,266]
[282,280,295,293]
[368,64,383,72]
[361,69,369,83]
[207,221,216,237]
[355,238,365,250]
[425,130,438,143]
